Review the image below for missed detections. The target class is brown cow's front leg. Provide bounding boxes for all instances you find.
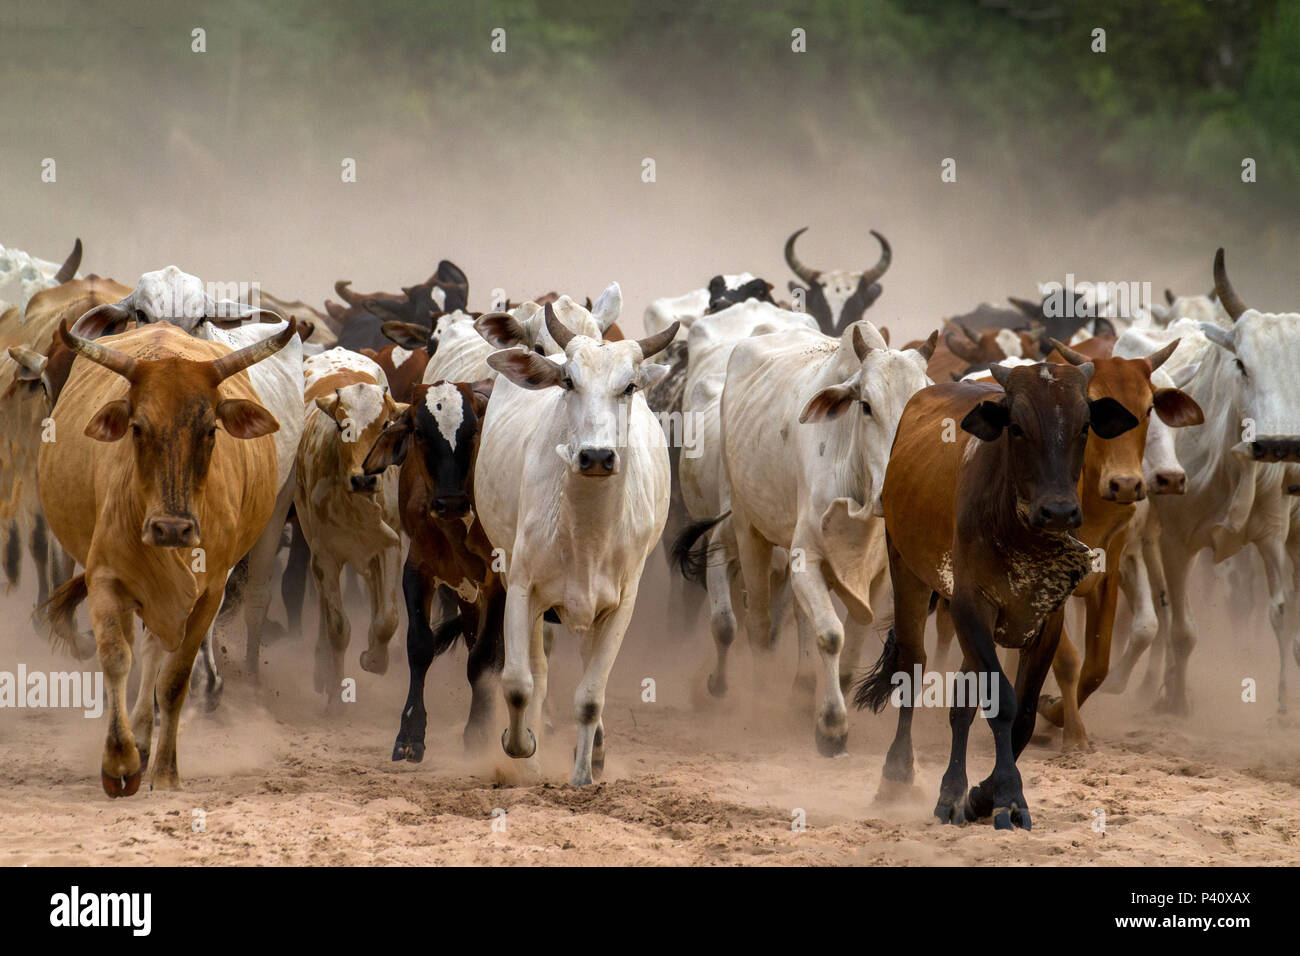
[359,547,399,675]
[464,588,504,753]
[87,576,142,797]
[151,586,224,791]
[1013,608,1066,759]
[128,631,168,774]
[1041,622,1090,752]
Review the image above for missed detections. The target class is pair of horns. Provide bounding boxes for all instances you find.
[784,227,891,287]
[543,302,677,358]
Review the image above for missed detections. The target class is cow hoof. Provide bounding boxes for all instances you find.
[392,738,424,763]
[359,647,388,675]
[933,796,967,825]
[706,673,727,698]
[502,728,536,760]
[203,676,224,713]
[1061,735,1093,754]
[992,804,1031,831]
[102,767,143,798]
[814,727,848,757]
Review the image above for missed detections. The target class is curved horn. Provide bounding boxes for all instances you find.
[784,227,820,284]
[544,302,576,351]
[861,229,892,285]
[54,238,82,284]
[635,321,680,360]
[1164,288,1175,306]
[914,329,939,363]
[1146,338,1179,372]
[989,363,1012,388]
[58,316,138,381]
[209,318,298,382]
[1213,248,1247,321]
[1048,338,1089,366]
[334,280,365,307]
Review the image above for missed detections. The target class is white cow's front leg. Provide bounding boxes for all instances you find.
[571,591,638,786]
[311,553,348,708]
[1256,535,1290,714]
[704,530,738,697]
[243,477,296,678]
[790,551,848,756]
[501,582,540,761]
[128,630,167,771]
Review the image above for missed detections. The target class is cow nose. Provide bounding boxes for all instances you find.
[350,474,378,493]
[1251,437,1300,462]
[1034,499,1082,531]
[1106,475,1145,503]
[1153,470,1186,495]
[432,494,470,518]
[143,516,198,548]
[577,448,617,475]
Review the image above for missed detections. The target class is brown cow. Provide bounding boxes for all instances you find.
[855,362,1139,829]
[1035,338,1203,750]
[39,319,295,795]
[360,342,430,403]
[361,378,502,761]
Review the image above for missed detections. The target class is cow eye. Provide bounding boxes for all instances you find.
[624,383,636,396]
[1235,358,1247,376]
[859,400,871,416]
[561,377,574,390]
[1008,423,1024,438]
[131,424,143,438]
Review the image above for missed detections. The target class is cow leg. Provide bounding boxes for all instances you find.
[189,627,223,712]
[394,564,445,762]
[281,513,309,636]
[934,654,979,825]
[1140,534,1171,697]
[1155,536,1195,715]
[311,553,348,707]
[128,630,167,775]
[1075,565,1121,718]
[1011,609,1066,759]
[788,551,848,756]
[1107,546,1156,695]
[465,587,505,753]
[501,582,542,762]
[2,519,18,592]
[359,546,399,675]
[29,514,50,607]
[704,528,738,697]
[1255,536,1290,714]
[767,555,795,649]
[243,478,296,679]
[152,587,225,791]
[1040,620,1088,751]
[87,576,142,797]
[874,546,932,789]
[572,592,638,786]
[732,512,775,657]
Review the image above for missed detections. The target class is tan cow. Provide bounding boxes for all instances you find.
[295,348,406,705]
[39,319,295,796]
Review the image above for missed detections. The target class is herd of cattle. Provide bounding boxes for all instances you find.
[1,231,1297,831]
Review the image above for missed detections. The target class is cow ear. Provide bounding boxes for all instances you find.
[486,348,566,390]
[85,399,131,442]
[470,377,494,416]
[1153,387,1204,428]
[1088,396,1139,439]
[638,363,670,389]
[362,420,412,474]
[799,383,857,423]
[389,401,410,422]
[960,399,1010,441]
[8,345,46,381]
[382,321,427,350]
[315,394,339,417]
[474,311,528,349]
[217,399,280,439]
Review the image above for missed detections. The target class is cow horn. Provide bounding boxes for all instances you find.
[915,329,939,362]
[852,325,873,361]
[1164,288,1175,305]
[636,321,680,360]
[1213,248,1247,321]
[784,227,820,284]
[54,238,82,284]
[989,363,1012,388]
[1048,338,1089,366]
[544,302,576,350]
[861,229,892,285]
[58,316,138,381]
[334,280,365,307]
[1146,338,1179,372]
[210,318,298,382]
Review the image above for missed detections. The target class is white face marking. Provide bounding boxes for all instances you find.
[338,382,385,432]
[391,346,413,368]
[995,328,1022,358]
[425,381,464,450]
[1040,365,1056,382]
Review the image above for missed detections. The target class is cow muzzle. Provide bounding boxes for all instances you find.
[1238,437,1300,463]
[431,493,470,519]
[350,474,378,494]
[143,514,200,548]
[576,447,618,477]
[1031,498,1082,531]
[1151,469,1186,495]
[1101,474,1145,504]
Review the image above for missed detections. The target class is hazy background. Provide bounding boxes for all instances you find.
[2,0,1298,339]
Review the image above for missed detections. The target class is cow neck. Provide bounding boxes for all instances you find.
[1176,342,1246,493]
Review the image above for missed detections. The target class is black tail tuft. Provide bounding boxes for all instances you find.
[669,512,731,587]
[3,521,20,588]
[430,614,468,658]
[853,627,902,714]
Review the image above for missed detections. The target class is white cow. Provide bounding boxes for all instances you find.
[671,299,818,694]
[721,320,936,753]
[643,273,757,342]
[475,285,675,785]
[1136,251,1300,714]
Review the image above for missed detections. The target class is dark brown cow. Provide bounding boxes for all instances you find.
[855,362,1138,830]
[360,343,430,403]
[361,378,502,761]
[330,260,469,352]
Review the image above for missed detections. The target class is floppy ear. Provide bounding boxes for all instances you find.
[315,393,340,416]
[1088,397,1139,439]
[217,399,280,439]
[1153,387,1204,428]
[486,348,566,390]
[363,297,405,320]
[362,419,412,474]
[382,321,427,350]
[639,363,670,389]
[1170,362,1200,388]
[799,382,857,423]
[591,282,622,331]
[474,311,528,349]
[960,399,1010,441]
[469,377,494,416]
[8,345,46,384]
[85,399,131,441]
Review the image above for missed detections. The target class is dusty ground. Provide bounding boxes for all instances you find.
[1,552,1298,867]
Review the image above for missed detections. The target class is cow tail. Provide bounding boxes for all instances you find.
[853,626,901,714]
[669,511,731,587]
[3,521,20,590]
[38,572,89,655]
[430,614,466,658]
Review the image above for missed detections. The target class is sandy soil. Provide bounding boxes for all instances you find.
[1,552,1298,867]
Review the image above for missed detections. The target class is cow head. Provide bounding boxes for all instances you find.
[314,382,408,494]
[362,380,491,518]
[70,266,278,338]
[1141,364,1201,495]
[475,286,620,358]
[59,317,294,547]
[487,284,677,478]
[1048,338,1204,504]
[961,362,1139,531]
[1198,249,1300,462]
[798,323,936,515]
[784,227,891,336]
